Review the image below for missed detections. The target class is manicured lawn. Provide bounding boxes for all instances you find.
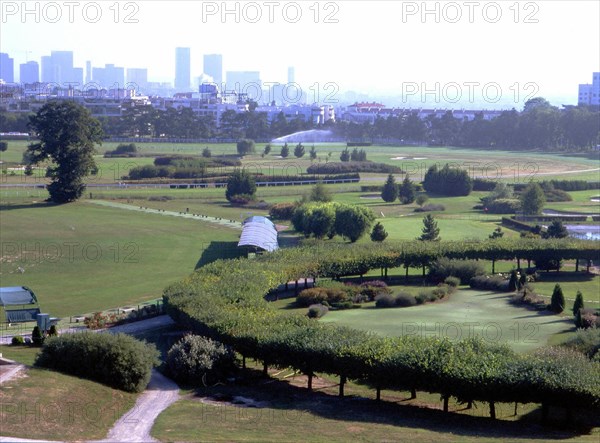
[0,345,40,366]
[0,366,138,441]
[321,289,575,352]
[0,199,241,317]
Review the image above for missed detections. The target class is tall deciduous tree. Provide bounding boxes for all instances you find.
[419,214,440,241]
[381,174,399,202]
[520,183,546,215]
[26,101,103,203]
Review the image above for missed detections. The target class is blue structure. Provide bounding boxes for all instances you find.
[238,216,279,252]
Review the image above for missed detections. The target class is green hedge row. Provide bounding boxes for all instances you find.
[164,239,600,418]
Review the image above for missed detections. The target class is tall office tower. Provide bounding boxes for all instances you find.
[288,66,295,84]
[86,61,92,84]
[41,56,52,82]
[20,61,39,83]
[50,51,74,83]
[175,47,191,90]
[0,53,15,82]
[203,54,223,85]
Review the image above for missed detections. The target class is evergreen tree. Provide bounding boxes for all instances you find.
[550,283,565,313]
[294,143,305,158]
[370,222,388,242]
[309,145,317,160]
[572,291,585,316]
[508,270,519,292]
[309,182,332,202]
[381,174,399,203]
[398,174,416,204]
[280,143,289,158]
[544,220,569,238]
[340,148,350,162]
[263,144,271,156]
[419,214,440,241]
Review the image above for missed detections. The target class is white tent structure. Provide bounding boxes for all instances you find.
[238,216,279,252]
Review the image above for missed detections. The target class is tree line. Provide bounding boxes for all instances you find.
[4,97,597,150]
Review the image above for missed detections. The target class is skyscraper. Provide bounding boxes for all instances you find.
[86,61,92,84]
[50,51,74,84]
[93,64,125,88]
[175,47,191,90]
[20,61,39,84]
[127,68,148,91]
[41,56,52,82]
[0,53,14,82]
[203,54,222,85]
[288,66,295,84]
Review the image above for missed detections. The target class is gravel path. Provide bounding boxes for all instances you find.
[98,370,180,443]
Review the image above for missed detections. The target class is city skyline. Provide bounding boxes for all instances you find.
[0,1,598,107]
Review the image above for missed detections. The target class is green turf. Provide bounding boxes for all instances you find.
[0,200,241,317]
[0,366,138,440]
[320,289,575,352]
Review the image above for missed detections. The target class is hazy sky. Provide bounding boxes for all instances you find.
[1,0,599,106]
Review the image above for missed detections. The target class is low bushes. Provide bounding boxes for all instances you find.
[11,335,25,346]
[470,275,510,292]
[485,199,521,214]
[35,332,159,392]
[510,286,548,310]
[429,258,485,284]
[299,281,388,308]
[414,204,446,212]
[307,162,402,174]
[307,304,329,318]
[375,292,417,308]
[564,328,600,360]
[269,202,297,220]
[166,335,236,385]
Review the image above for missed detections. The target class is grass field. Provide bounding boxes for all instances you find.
[151,367,600,443]
[0,200,241,318]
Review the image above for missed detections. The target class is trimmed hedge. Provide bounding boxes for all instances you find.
[307,162,402,174]
[35,332,159,392]
[164,238,600,417]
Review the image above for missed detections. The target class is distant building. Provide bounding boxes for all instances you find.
[578,72,600,105]
[175,47,191,91]
[127,68,148,90]
[93,64,125,88]
[20,61,39,84]
[85,61,92,84]
[203,54,222,85]
[0,53,14,83]
[226,71,261,97]
[288,66,295,84]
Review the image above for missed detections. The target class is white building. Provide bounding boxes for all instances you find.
[578,72,600,105]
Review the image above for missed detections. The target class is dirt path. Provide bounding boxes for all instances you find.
[87,200,242,230]
[98,370,180,443]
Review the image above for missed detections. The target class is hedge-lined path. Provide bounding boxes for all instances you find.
[99,370,180,443]
[87,200,243,230]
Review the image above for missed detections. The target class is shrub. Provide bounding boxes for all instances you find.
[535,257,562,272]
[429,258,485,284]
[375,293,397,308]
[269,202,297,220]
[228,194,254,206]
[202,147,212,158]
[370,222,388,242]
[31,326,44,346]
[415,194,429,207]
[444,276,461,288]
[579,309,600,329]
[307,304,329,318]
[48,325,58,337]
[573,291,585,317]
[485,199,521,214]
[128,165,172,180]
[469,275,510,291]
[166,335,235,385]
[306,162,402,175]
[564,328,600,360]
[297,287,348,307]
[550,284,565,313]
[511,286,548,310]
[0,141,7,152]
[395,292,417,307]
[11,335,25,346]
[414,203,446,212]
[35,332,159,392]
